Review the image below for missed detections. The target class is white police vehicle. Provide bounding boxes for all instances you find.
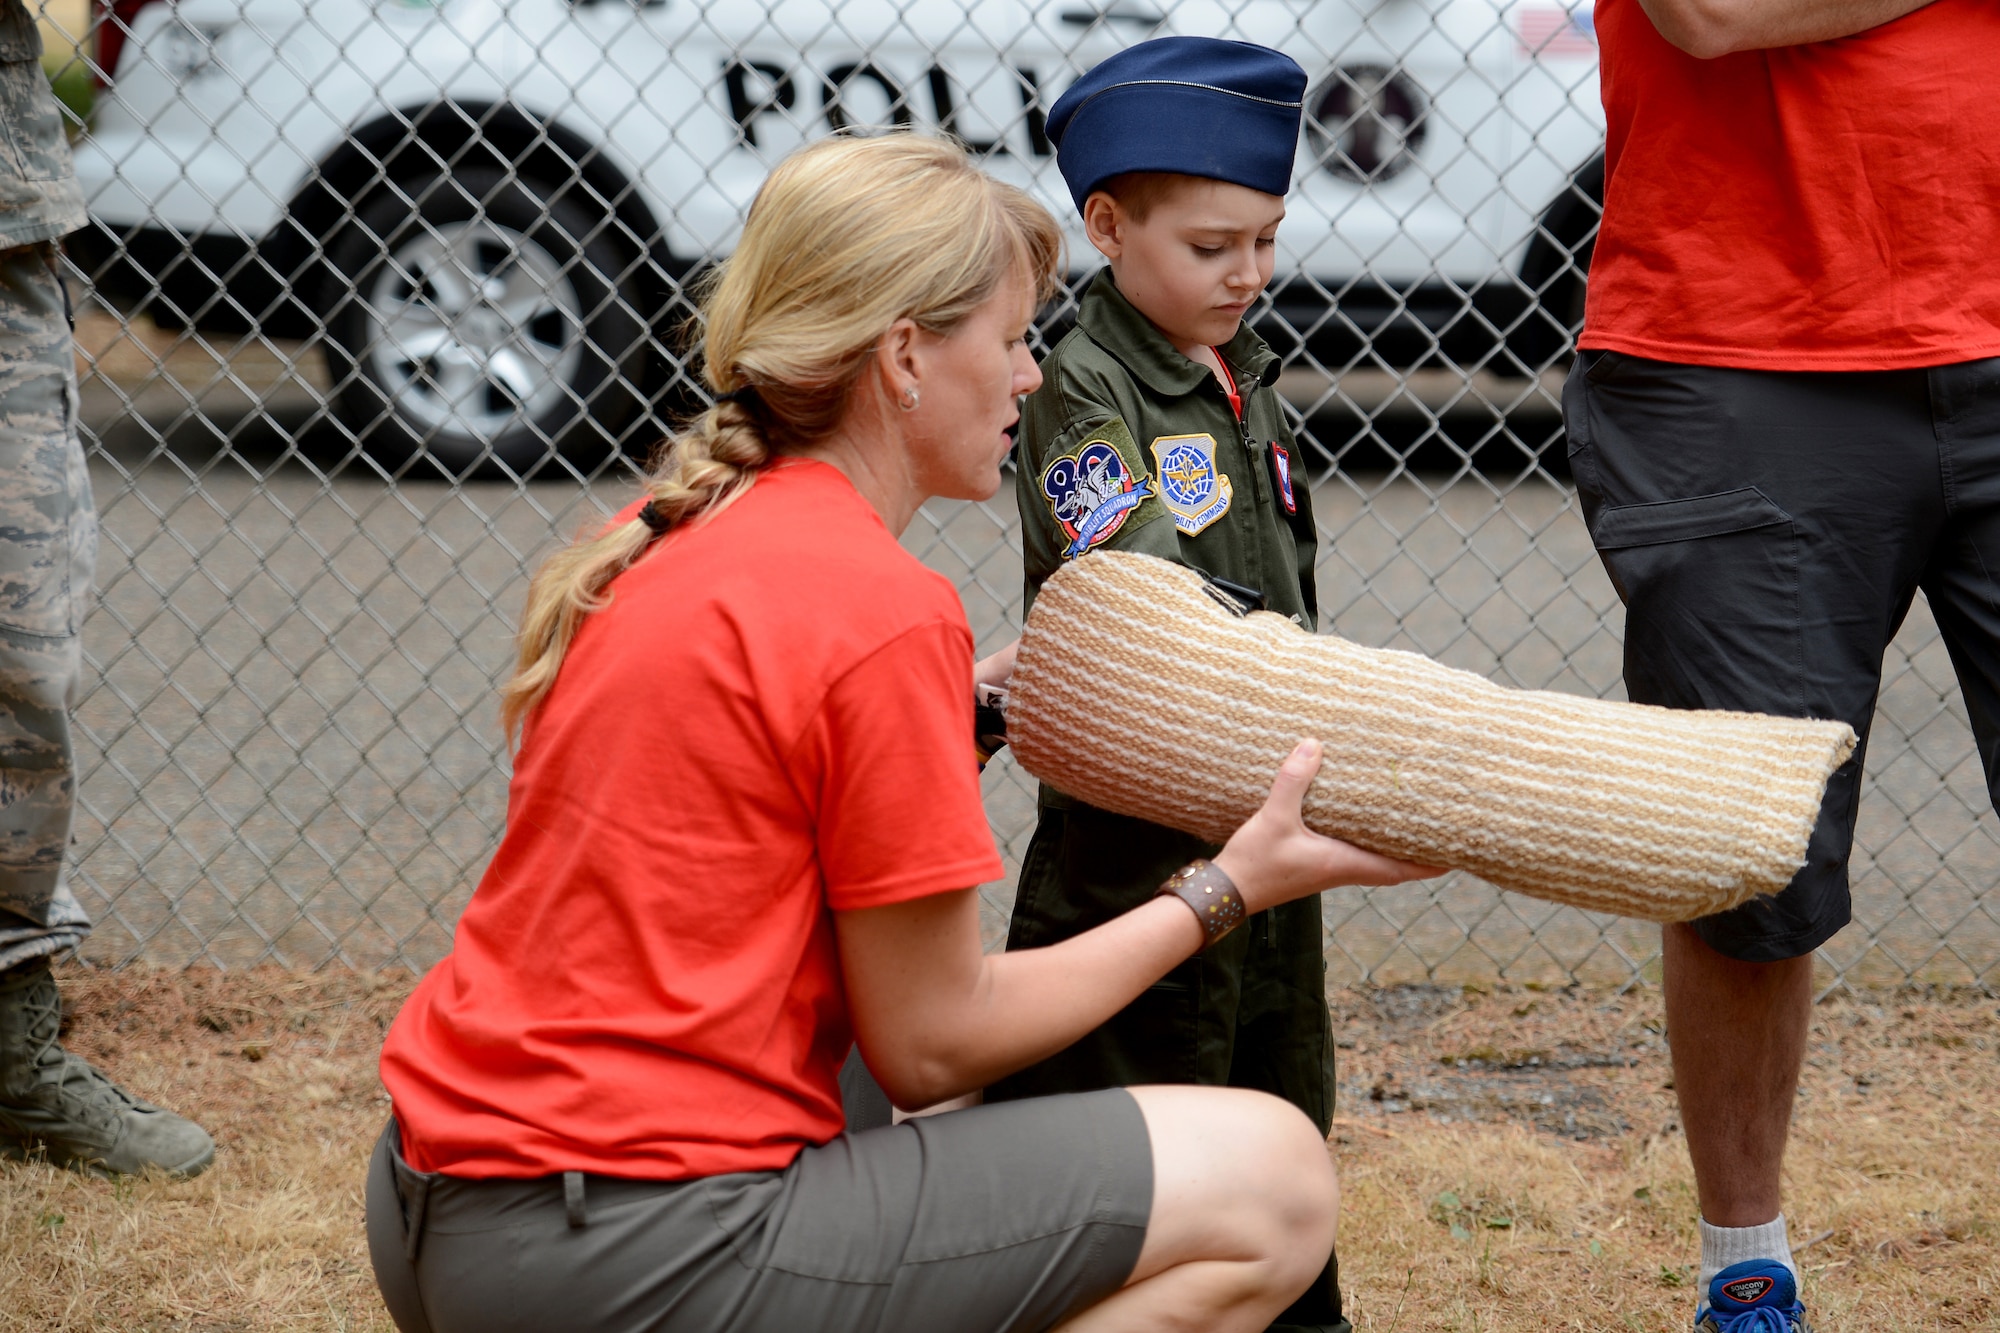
[74,0,1604,474]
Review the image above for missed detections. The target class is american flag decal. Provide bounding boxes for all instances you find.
[1517,4,1597,56]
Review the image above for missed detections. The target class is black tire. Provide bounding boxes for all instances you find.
[1501,154,1604,377]
[320,167,647,478]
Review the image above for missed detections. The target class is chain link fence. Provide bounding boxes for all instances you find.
[27,0,2000,988]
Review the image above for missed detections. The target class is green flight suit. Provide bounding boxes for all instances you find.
[989,269,1349,1333]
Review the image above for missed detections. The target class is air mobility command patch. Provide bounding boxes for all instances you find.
[1040,420,1160,559]
[1150,434,1234,536]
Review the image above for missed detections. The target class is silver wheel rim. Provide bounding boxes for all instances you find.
[359,218,586,447]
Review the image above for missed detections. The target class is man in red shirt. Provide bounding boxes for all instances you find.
[1569,0,1996,1328]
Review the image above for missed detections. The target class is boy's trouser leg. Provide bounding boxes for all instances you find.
[0,242,95,974]
[989,803,1219,1097]
[992,804,1348,1332]
[1233,895,1347,1333]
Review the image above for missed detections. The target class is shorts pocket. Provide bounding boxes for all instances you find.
[1590,488,1806,715]
[1582,348,1632,385]
[1589,487,1791,550]
[1562,356,1599,496]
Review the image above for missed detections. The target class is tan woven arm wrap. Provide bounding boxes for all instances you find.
[1008,552,1857,924]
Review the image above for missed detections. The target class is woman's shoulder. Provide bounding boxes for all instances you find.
[629,460,967,646]
[754,461,956,598]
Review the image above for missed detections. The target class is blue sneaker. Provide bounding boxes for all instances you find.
[1695,1260,1812,1332]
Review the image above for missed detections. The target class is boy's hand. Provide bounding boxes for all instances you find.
[1213,739,1443,913]
[974,639,1018,691]
[972,640,1018,769]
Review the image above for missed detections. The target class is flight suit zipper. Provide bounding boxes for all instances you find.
[1218,356,1272,603]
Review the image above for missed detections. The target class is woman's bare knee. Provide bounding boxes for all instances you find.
[1125,1086,1337,1285]
[1229,1092,1338,1286]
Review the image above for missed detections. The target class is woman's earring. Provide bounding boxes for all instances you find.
[901,387,920,411]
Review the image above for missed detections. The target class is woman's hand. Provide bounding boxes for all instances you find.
[1212,738,1442,913]
[840,736,1438,1109]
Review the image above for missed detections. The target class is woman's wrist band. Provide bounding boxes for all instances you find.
[1156,859,1246,949]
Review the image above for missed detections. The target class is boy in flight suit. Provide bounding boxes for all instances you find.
[984,36,1345,1333]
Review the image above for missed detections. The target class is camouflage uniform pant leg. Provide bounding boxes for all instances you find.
[0,241,95,974]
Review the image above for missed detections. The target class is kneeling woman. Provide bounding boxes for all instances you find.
[366,134,1434,1333]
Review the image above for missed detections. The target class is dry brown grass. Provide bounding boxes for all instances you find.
[3,968,1995,1331]
[1,968,398,1332]
[1329,985,2000,1331]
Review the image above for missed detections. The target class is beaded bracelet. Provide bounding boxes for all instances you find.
[1156,858,1246,948]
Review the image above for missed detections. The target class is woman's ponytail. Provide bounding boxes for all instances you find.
[498,400,769,742]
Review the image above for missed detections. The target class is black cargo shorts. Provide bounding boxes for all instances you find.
[1565,349,2000,961]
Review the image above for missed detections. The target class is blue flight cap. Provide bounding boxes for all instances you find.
[1047,36,1307,212]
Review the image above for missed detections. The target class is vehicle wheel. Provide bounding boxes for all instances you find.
[1501,155,1604,377]
[321,168,647,477]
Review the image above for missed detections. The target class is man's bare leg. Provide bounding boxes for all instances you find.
[1664,923,1813,1227]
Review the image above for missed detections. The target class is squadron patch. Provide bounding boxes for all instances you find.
[1270,440,1296,514]
[1150,434,1234,536]
[1041,437,1155,559]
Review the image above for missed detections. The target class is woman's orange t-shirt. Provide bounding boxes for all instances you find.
[1584,0,2000,371]
[378,460,1003,1179]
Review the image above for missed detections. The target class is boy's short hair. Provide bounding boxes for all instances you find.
[1093,172,1194,224]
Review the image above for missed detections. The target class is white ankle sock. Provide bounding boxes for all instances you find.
[1698,1214,1797,1293]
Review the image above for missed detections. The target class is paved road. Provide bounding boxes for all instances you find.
[66,313,2000,987]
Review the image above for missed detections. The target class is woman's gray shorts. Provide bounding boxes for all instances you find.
[366,1088,1152,1333]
